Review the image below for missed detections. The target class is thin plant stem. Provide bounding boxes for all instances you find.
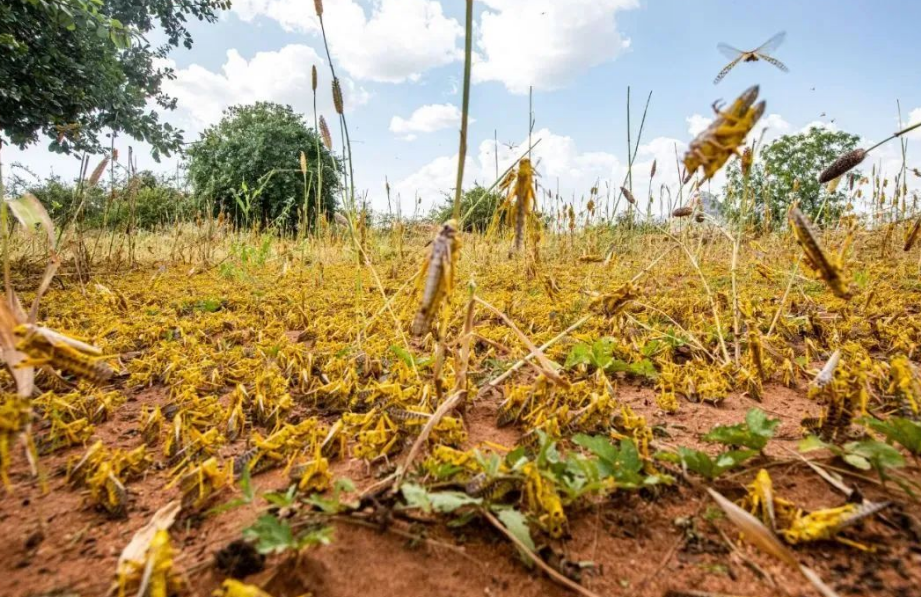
[453,0,474,222]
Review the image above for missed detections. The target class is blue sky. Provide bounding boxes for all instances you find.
[6,0,921,214]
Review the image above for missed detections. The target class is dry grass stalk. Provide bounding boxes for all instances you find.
[483,315,591,392]
[707,489,841,597]
[474,296,566,386]
[393,390,464,488]
[481,509,602,597]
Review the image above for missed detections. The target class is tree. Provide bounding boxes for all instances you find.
[431,185,504,232]
[723,127,860,225]
[0,0,230,158]
[186,102,340,231]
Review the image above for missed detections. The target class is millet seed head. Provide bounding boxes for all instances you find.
[819,149,866,184]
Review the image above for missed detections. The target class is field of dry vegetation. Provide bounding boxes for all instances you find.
[2,3,921,597]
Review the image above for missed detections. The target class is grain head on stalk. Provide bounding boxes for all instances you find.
[818,149,866,184]
[620,186,637,205]
[332,78,344,115]
[319,116,333,150]
[88,156,110,187]
[411,220,460,337]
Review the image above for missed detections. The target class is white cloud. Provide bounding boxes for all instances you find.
[686,114,712,137]
[161,45,369,134]
[800,120,838,133]
[473,0,638,93]
[906,107,921,139]
[232,0,463,83]
[390,104,464,139]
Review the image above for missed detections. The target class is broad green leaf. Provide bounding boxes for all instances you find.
[564,342,593,369]
[400,483,480,513]
[389,345,432,369]
[842,454,871,470]
[844,440,905,471]
[239,464,255,502]
[263,485,297,507]
[400,483,432,513]
[7,193,54,247]
[704,409,778,451]
[627,359,658,379]
[641,339,664,357]
[428,491,482,513]
[862,417,921,455]
[591,338,615,370]
[496,508,535,564]
[656,447,755,479]
[335,478,356,493]
[243,515,295,555]
[746,408,781,439]
[572,433,618,463]
[295,526,334,548]
[798,435,833,453]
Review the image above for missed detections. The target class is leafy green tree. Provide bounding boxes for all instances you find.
[723,127,860,225]
[432,184,504,231]
[186,102,340,231]
[0,0,230,158]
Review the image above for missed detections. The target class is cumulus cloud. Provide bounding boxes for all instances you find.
[906,107,921,139]
[160,45,369,133]
[390,104,464,139]
[800,120,838,133]
[686,114,712,137]
[473,0,638,93]
[232,0,463,83]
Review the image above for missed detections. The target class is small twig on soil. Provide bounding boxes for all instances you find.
[715,526,778,589]
[635,527,685,592]
[333,515,485,568]
[781,446,854,497]
[481,509,603,597]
